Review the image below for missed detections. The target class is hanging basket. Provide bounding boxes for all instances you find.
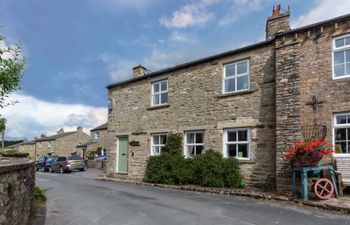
[293,155,322,167]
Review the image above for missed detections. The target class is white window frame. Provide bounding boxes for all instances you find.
[223,128,251,160]
[95,131,100,140]
[333,112,350,157]
[151,80,168,106]
[223,59,250,94]
[184,131,205,158]
[150,133,167,156]
[332,34,350,79]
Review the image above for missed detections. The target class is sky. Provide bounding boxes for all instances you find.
[0,0,350,140]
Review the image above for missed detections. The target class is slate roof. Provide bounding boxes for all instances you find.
[90,123,108,131]
[19,140,36,145]
[35,131,76,142]
[76,140,98,148]
[106,13,350,90]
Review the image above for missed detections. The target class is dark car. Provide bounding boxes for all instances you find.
[35,156,59,172]
[50,155,87,173]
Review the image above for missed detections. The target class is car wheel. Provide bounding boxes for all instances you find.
[60,166,64,174]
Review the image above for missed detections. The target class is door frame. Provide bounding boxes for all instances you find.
[116,135,128,174]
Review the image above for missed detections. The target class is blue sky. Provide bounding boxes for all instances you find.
[0,0,349,139]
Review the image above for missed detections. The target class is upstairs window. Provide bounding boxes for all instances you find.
[185,131,204,158]
[333,34,350,79]
[152,80,168,106]
[223,60,249,93]
[151,134,167,156]
[334,113,350,155]
[95,132,100,140]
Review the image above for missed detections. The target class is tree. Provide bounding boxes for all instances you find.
[0,31,26,108]
[0,118,5,150]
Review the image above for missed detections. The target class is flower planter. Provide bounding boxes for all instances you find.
[293,155,322,167]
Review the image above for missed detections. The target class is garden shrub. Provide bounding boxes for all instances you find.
[144,133,245,188]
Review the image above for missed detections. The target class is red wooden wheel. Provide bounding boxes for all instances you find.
[314,178,334,200]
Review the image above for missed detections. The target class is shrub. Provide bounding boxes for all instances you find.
[144,133,245,188]
[34,186,46,208]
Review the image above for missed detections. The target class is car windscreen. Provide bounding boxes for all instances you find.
[67,156,82,160]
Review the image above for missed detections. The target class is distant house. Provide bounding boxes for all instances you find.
[19,126,90,158]
[5,140,26,152]
[76,123,108,159]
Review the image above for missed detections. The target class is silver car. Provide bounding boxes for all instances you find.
[50,155,87,173]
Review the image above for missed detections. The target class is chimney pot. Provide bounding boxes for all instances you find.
[57,128,64,134]
[265,5,290,40]
[77,126,83,132]
[272,4,281,17]
[132,65,147,78]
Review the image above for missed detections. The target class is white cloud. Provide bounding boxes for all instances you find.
[88,0,156,13]
[159,0,218,29]
[292,0,350,28]
[108,59,137,82]
[169,31,190,42]
[1,93,107,139]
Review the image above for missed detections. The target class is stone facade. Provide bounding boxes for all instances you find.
[106,8,350,190]
[18,140,36,158]
[19,127,91,158]
[76,123,108,159]
[0,155,35,225]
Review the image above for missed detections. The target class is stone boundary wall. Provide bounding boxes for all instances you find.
[0,158,35,225]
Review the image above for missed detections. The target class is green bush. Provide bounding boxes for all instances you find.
[34,186,46,208]
[144,134,245,188]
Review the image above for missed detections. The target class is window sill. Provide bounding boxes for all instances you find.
[238,159,256,164]
[217,89,255,99]
[147,104,170,110]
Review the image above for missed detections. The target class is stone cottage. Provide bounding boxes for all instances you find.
[76,123,108,159]
[106,6,350,190]
[19,126,90,158]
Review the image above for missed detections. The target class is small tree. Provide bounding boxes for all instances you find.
[0,118,5,150]
[0,31,26,108]
[162,133,182,155]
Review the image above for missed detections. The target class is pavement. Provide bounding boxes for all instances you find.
[33,168,350,225]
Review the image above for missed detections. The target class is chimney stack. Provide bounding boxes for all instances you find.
[132,65,147,78]
[77,126,83,132]
[57,128,64,134]
[265,5,290,40]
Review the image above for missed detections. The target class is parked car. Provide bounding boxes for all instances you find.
[35,156,58,172]
[50,155,87,173]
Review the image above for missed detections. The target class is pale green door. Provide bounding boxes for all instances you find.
[118,136,128,173]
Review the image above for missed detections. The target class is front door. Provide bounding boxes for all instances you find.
[118,136,128,173]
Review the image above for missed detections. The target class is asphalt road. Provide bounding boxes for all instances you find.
[35,169,350,225]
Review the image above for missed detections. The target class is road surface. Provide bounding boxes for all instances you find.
[35,169,350,225]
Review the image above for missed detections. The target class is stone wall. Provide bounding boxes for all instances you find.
[274,17,350,191]
[54,131,91,156]
[107,44,277,188]
[91,129,108,153]
[0,156,35,225]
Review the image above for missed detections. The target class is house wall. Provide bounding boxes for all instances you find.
[107,44,277,188]
[35,140,56,156]
[275,18,350,190]
[18,143,35,158]
[54,132,91,156]
[91,129,108,153]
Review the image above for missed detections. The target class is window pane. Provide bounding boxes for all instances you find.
[225,79,235,92]
[334,64,345,77]
[161,93,168,104]
[187,133,194,144]
[346,63,350,75]
[228,144,236,157]
[348,115,350,124]
[335,142,347,154]
[153,147,160,156]
[346,37,350,46]
[237,61,247,74]
[153,94,160,105]
[160,135,167,145]
[335,38,344,48]
[196,133,204,144]
[238,130,248,141]
[187,146,195,156]
[153,83,159,92]
[335,128,346,141]
[195,146,204,155]
[348,128,350,140]
[346,50,350,63]
[161,81,167,91]
[237,75,249,91]
[334,51,345,64]
[337,115,347,124]
[228,131,236,142]
[225,64,235,77]
[238,144,248,158]
[153,135,159,144]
